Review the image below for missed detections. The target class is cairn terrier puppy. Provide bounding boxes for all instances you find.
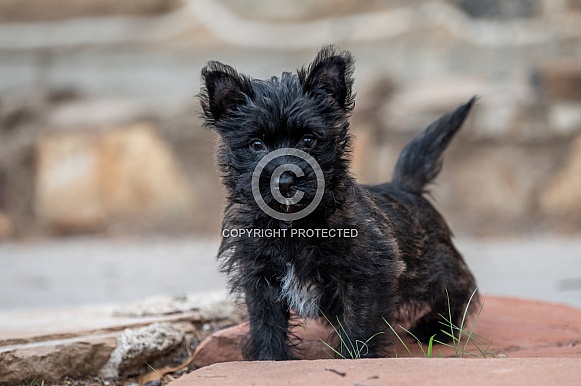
[199,46,478,360]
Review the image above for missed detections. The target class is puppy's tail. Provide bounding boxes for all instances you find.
[391,96,476,195]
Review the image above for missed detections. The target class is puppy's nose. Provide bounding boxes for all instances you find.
[278,171,296,198]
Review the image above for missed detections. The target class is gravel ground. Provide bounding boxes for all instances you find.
[0,236,226,311]
[0,234,580,312]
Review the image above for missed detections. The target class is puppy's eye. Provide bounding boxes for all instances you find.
[301,134,317,148]
[249,138,265,152]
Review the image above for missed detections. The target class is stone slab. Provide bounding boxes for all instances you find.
[0,291,243,383]
[0,307,201,383]
[0,295,580,383]
[0,304,202,346]
[189,296,581,369]
[536,60,581,101]
[1,334,117,384]
[170,358,581,386]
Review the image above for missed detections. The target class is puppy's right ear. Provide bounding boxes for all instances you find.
[200,62,253,122]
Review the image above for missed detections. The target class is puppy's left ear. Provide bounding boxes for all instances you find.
[300,46,354,111]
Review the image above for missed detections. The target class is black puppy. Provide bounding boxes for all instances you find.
[199,46,478,360]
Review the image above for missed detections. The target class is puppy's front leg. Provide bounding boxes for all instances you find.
[243,281,294,360]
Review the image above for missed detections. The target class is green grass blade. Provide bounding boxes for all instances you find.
[444,288,460,357]
[311,312,347,359]
[383,318,413,357]
[354,332,383,359]
[459,288,479,331]
[335,317,355,358]
[462,291,485,356]
[316,309,384,359]
[397,325,426,357]
[437,329,461,345]
[433,339,455,349]
[427,334,435,358]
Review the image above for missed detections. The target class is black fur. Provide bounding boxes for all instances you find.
[199,46,478,360]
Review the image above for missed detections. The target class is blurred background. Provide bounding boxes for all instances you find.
[0,0,580,311]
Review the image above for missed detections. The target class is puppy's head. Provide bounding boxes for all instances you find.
[199,46,355,220]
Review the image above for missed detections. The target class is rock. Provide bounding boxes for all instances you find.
[437,144,556,223]
[191,323,245,368]
[191,296,581,370]
[350,126,376,184]
[47,99,145,129]
[534,60,581,101]
[191,321,392,368]
[0,302,220,383]
[1,296,580,383]
[34,123,192,233]
[547,102,581,137]
[539,135,581,215]
[193,316,428,368]
[0,211,14,239]
[378,77,568,144]
[170,358,581,386]
[0,336,117,383]
[192,319,332,368]
[453,0,541,19]
[114,290,247,322]
[99,323,185,379]
[570,0,581,10]
[219,0,420,22]
[379,77,488,135]
[0,0,182,22]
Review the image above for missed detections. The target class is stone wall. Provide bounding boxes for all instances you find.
[0,0,580,237]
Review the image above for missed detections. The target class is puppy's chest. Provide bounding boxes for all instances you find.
[278,263,321,319]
